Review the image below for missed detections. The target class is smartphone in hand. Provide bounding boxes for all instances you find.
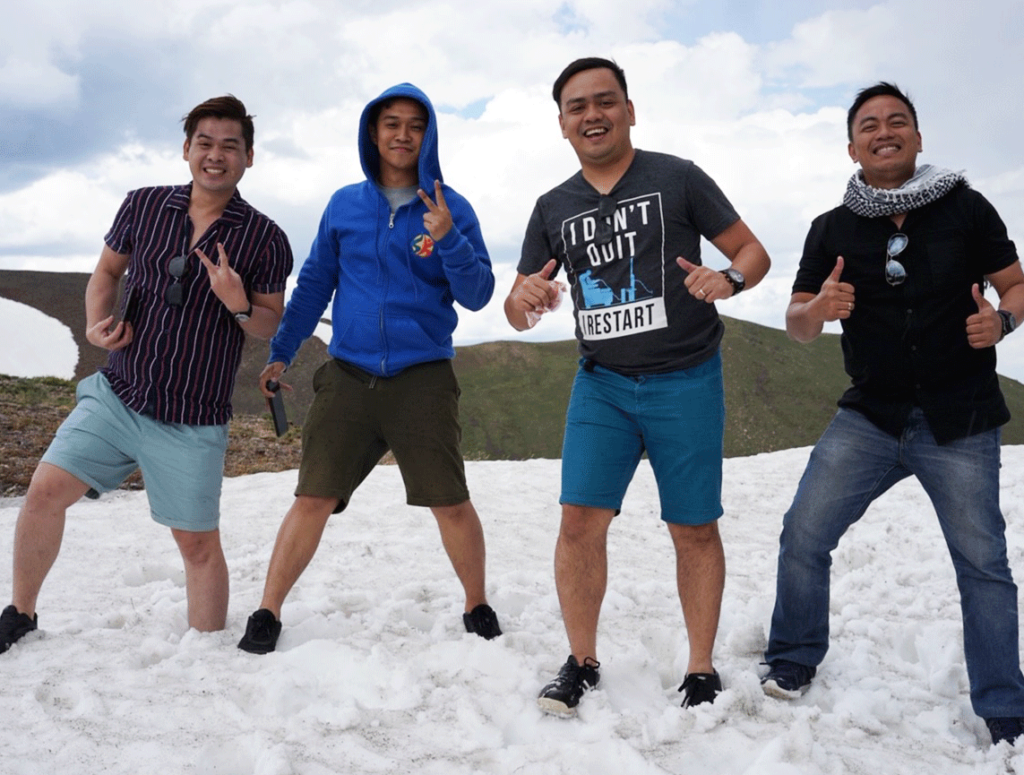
[267,380,288,437]
[121,285,140,327]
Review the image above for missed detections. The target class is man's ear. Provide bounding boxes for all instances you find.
[183,139,190,161]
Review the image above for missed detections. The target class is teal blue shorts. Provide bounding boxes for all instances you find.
[560,353,725,525]
[41,373,228,532]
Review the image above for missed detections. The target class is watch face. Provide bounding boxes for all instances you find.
[722,268,745,292]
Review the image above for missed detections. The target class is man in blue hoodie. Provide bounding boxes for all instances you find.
[238,84,501,654]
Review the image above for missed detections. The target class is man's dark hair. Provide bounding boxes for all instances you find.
[367,97,429,129]
[846,82,917,141]
[552,57,628,107]
[182,95,255,151]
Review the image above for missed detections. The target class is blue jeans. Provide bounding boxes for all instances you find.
[766,407,1024,718]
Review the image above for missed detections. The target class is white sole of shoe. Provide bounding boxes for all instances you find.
[761,678,808,700]
[537,696,578,718]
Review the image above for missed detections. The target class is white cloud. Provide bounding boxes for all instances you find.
[0,58,79,108]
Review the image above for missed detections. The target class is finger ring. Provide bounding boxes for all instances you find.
[848,302,853,311]
[698,288,706,297]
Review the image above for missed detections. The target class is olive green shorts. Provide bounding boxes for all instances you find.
[296,359,469,513]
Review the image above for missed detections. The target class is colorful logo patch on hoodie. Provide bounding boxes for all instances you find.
[412,234,435,258]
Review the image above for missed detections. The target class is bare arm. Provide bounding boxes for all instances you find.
[244,290,286,340]
[85,245,132,350]
[676,218,771,303]
[710,218,771,290]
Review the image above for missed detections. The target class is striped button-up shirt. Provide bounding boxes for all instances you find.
[102,184,293,425]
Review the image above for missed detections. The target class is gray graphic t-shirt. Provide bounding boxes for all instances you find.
[519,149,739,375]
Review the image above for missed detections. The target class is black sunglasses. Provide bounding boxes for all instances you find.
[165,255,189,306]
[885,233,908,286]
[595,196,616,246]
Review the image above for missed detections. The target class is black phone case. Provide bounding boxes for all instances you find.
[267,380,288,437]
[121,285,140,326]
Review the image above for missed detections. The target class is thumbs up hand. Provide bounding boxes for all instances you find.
[815,256,856,322]
[966,283,1003,349]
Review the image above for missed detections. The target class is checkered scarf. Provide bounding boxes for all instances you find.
[843,164,968,218]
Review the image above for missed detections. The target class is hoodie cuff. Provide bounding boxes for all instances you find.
[435,225,464,251]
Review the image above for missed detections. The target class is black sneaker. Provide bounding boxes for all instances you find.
[0,605,38,654]
[537,655,601,717]
[463,603,502,640]
[987,717,1024,746]
[761,660,816,699]
[237,609,282,654]
[679,671,722,708]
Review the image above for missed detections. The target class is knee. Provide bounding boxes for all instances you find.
[559,504,613,544]
[291,495,339,522]
[24,463,88,514]
[669,521,721,552]
[431,500,476,523]
[174,530,224,567]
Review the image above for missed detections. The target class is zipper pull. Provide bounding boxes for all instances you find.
[389,212,395,229]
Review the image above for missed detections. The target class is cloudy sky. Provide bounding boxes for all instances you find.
[3,0,1024,379]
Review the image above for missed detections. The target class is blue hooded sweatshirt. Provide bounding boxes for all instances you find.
[268,83,494,376]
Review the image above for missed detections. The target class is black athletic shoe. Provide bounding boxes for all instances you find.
[537,655,601,717]
[761,660,816,699]
[237,609,282,654]
[0,605,38,654]
[463,604,502,640]
[679,671,722,708]
[987,717,1024,746]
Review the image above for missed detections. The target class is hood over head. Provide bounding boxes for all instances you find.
[358,83,442,190]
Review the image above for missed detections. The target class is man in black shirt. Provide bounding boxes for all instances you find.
[761,82,1024,747]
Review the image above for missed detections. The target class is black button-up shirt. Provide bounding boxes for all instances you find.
[794,185,1017,444]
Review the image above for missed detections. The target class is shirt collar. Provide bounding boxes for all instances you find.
[167,183,247,228]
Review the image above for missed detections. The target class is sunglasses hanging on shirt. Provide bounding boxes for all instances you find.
[165,254,189,306]
[166,220,193,307]
[595,196,616,246]
[885,233,908,286]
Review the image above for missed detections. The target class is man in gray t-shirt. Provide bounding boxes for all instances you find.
[505,57,770,717]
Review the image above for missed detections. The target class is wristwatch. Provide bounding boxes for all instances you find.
[720,268,745,295]
[233,302,253,323]
[998,310,1017,341]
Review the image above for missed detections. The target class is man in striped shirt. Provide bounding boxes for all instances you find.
[0,95,293,653]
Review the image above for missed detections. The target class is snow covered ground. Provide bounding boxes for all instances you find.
[3,449,1024,775]
[0,298,77,379]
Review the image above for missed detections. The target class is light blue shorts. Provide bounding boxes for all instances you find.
[41,373,228,532]
[560,353,725,525]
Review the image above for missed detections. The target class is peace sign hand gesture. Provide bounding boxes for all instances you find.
[417,179,453,241]
[196,242,248,314]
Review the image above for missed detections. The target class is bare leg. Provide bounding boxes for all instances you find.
[430,500,488,611]
[555,505,615,662]
[11,463,90,616]
[257,495,338,618]
[669,520,725,674]
[172,528,229,631]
